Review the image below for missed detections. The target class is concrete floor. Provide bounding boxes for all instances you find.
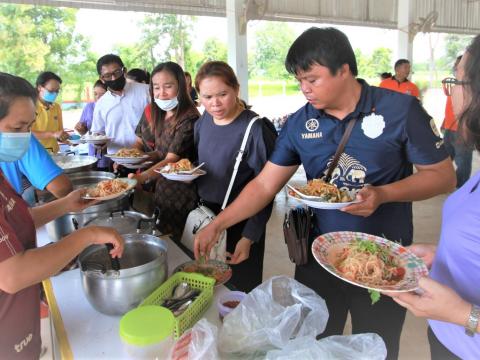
[263,153,480,360]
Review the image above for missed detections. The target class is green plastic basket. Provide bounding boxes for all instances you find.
[140,272,215,339]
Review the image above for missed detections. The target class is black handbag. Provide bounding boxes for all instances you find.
[283,207,311,265]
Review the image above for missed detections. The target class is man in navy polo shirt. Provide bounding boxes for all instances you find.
[194,27,455,359]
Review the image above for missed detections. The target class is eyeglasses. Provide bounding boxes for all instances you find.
[100,67,125,81]
[441,77,469,96]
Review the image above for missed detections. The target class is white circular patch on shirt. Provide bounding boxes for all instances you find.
[361,113,385,139]
[305,118,319,132]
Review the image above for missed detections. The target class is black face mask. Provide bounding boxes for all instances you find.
[104,75,126,91]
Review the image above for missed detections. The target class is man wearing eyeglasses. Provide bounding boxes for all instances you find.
[441,55,473,188]
[91,54,150,169]
[32,71,70,153]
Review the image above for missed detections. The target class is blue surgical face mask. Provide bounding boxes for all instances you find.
[0,132,31,162]
[154,97,178,111]
[42,90,58,103]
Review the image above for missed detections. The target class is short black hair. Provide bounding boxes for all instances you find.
[0,72,37,121]
[35,71,62,88]
[126,68,150,84]
[93,79,107,90]
[380,72,392,80]
[96,54,124,75]
[285,27,358,76]
[394,59,410,69]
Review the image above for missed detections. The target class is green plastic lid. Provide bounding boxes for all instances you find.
[119,306,175,346]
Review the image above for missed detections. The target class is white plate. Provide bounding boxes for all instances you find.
[67,138,84,145]
[154,168,206,182]
[287,193,358,209]
[122,161,154,169]
[105,154,149,164]
[82,178,137,201]
[312,231,428,292]
[82,136,111,145]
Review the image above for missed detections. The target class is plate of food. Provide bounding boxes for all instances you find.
[311,231,428,292]
[173,260,232,287]
[122,161,154,170]
[155,159,206,182]
[81,134,111,145]
[287,179,358,209]
[82,178,137,201]
[105,148,149,164]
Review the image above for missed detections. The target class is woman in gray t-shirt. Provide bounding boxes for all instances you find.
[194,61,276,292]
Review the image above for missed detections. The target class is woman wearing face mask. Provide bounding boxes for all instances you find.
[31,71,70,153]
[387,35,480,359]
[0,72,124,359]
[193,61,276,292]
[131,62,200,240]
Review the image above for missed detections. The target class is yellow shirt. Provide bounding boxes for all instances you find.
[33,101,63,153]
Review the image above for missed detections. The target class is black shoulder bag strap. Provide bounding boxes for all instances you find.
[324,117,358,183]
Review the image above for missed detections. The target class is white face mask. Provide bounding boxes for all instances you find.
[154,97,178,111]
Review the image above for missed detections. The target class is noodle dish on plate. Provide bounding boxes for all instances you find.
[312,231,428,292]
[82,178,137,201]
[105,148,149,164]
[155,158,206,182]
[287,179,358,209]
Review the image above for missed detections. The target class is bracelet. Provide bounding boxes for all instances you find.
[465,304,480,337]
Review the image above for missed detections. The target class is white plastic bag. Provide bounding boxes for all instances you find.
[265,333,387,360]
[218,276,328,356]
[169,319,219,360]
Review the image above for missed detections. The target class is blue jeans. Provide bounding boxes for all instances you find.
[443,129,473,188]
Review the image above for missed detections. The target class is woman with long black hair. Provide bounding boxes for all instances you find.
[131,62,200,240]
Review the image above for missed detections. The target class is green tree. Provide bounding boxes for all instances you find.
[369,47,392,75]
[134,14,196,70]
[252,22,295,79]
[0,4,96,100]
[444,34,473,69]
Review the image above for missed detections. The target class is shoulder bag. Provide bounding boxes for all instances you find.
[181,116,260,261]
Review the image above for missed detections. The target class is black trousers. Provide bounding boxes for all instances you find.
[295,256,406,360]
[428,326,461,360]
[204,201,265,293]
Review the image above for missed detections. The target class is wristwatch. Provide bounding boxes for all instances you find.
[465,304,480,337]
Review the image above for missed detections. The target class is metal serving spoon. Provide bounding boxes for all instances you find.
[178,162,205,174]
[286,184,327,201]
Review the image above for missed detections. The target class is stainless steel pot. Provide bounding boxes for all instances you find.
[78,234,168,316]
[83,209,160,236]
[45,171,130,242]
[51,154,98,174]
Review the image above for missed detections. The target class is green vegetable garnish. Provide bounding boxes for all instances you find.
[369,290,381,305]
[356,239,380,254]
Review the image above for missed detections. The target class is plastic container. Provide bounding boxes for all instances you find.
[217,291,246,321]
[140,272,215,339]
[119,305,175,359]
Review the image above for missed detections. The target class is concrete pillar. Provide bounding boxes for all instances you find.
[226,0,249,103]
[397,0,413,62]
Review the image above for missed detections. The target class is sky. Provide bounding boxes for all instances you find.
[75,8,445,64]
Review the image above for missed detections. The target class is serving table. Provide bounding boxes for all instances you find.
[37,226,228,359]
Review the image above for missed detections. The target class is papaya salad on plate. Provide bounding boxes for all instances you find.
[312,231,428,302]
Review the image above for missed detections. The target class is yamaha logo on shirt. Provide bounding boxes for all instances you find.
[301,118,322,139]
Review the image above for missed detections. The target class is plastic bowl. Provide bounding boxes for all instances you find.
[216,291,246,320]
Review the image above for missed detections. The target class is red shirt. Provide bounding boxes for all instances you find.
[379,77,420,97]
[0,174,40,359]
[441,96,458,131]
